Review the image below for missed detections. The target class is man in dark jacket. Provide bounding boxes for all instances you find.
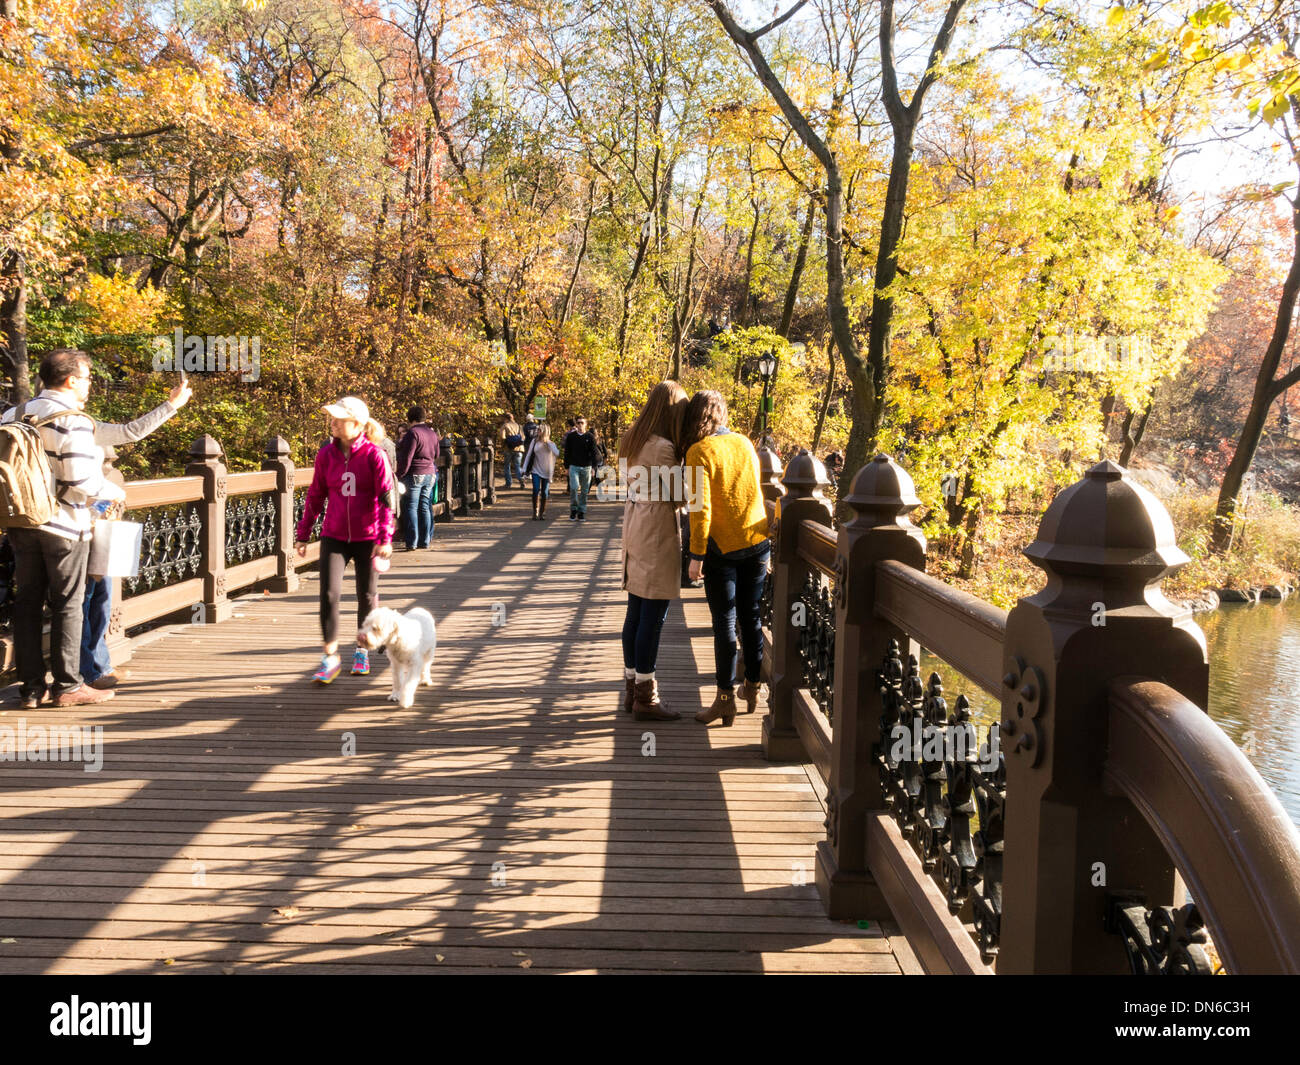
[563,415,599,521]
[396,406,441,549]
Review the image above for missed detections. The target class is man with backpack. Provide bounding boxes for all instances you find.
[498,413,525,489]
[0,349,132,707]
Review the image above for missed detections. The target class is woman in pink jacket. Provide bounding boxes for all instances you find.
[294,396,395,683]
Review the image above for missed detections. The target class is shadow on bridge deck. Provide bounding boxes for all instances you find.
[0,486,906,974]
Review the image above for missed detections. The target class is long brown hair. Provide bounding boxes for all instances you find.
[681,390,727,455]
[620,380,688,464]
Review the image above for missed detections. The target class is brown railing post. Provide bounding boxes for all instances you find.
[763,450,831,762]
[437,438,454,524]
[484,441,496,504]
[185,434,231,623]
[816,454,925,919]
[455,437,470,515]
[997,461,1210,973]
[468,437,484,510]
[262,435,298,594]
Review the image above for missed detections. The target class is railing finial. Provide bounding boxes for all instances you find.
[781,448,830,500]
[843,453,921,531]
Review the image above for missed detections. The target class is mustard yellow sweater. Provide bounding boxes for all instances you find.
[685,430,769,558]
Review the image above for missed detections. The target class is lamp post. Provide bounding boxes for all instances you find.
[757,349,778,440]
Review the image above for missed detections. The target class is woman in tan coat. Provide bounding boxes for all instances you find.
[620,380,688,720]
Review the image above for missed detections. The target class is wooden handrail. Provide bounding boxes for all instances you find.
[795,520,837,579]
[874,559,1008,698]
[123,476,204,508]
[1105,678,1300,974]
[226,469,277,494]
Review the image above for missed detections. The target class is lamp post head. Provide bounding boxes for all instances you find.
[758,351,777,381]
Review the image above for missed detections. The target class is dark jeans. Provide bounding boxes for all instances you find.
[9,527,90,697]
[622,594,671,675]
[81,576,113,683]
[403,473,435,548]
[702,543,770,689]
[320,537,379,646]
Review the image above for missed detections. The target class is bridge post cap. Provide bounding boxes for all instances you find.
[1023,459,1189,579]
[189,435,223,463]
[843,453,920,516]
[264,435,290,458]
[780,448,829,498]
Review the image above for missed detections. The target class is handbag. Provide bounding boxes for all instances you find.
[88,519,143,579]
[505,432,524,448]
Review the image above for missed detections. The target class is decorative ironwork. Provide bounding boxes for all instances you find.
[451,459,465,505]
[875,639,1006,960]
[292,487,324,543]
[224,492,277,566]
[1108,897,1215,975]
[796,569,835,721]
[1002,655,1047,767]
[121,502,204,597]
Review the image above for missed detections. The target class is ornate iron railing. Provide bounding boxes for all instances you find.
[797,569,834,722]
[292,486,324,543]
[756,446,1300,974]
[225,492,278,566]
[121,502,204,597]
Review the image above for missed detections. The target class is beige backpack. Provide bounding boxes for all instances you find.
[0,403,91,529]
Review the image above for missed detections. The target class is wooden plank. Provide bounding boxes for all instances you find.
[119,578,204,630]
[123,476,203,508]
[225,554,278,591]
[0,486,905,975]
[226,470,277,493]
[793,687,832,784]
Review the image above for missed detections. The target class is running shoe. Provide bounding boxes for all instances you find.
[312,654,342,684]
[351,647,370,675]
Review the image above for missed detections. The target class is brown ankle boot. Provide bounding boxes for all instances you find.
[633,678,679,720]
[695,688,736,726]
[623,675,635,713]
[737,679,760,714]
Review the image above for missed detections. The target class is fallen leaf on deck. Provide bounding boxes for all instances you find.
[0,938,15,944]
[512,951,528,957]
[221,966,235,975]
[252,685,271,691]
[435,954,445,962]
[163,958,174,965]
[520,959,532,968]
[273,906,300,918]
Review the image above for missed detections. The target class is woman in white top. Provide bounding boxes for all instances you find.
[523,422,560,520]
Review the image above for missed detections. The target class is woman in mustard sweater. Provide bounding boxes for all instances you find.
[683,390,770,726]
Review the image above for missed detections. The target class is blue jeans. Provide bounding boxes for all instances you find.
[568,464,592,514]
[81,576,112,684]
[402,473,435,548]
[505,450,524,487]
[622,594,670,674]
[532,473,550,498]
[702,544,770,689]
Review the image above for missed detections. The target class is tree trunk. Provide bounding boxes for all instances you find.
[811,339,836,454]
[0,251,29,405]
[1118,404,1151,466]
[1212,168,1300,552]
[778,194,816,339]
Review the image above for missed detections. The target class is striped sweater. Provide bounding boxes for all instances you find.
[1,390,126,541]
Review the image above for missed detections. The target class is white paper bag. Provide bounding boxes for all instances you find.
[88,519,143,578]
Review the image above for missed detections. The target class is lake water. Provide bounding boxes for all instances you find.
[920,597,1300,825]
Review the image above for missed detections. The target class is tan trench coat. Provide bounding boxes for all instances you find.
[621,434,682,601]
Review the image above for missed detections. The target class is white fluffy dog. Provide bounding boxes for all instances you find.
[357,607,437,708]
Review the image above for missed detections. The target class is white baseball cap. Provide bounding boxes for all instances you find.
[323,396,369,423]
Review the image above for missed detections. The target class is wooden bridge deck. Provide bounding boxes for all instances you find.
[0,487,908,974]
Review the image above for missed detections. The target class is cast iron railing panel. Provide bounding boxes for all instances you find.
[122,502,204,597]
[225,492,277,566]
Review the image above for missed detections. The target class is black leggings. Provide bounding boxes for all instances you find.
[320,536,379,645]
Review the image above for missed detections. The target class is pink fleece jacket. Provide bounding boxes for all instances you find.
[295,435,395,545]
